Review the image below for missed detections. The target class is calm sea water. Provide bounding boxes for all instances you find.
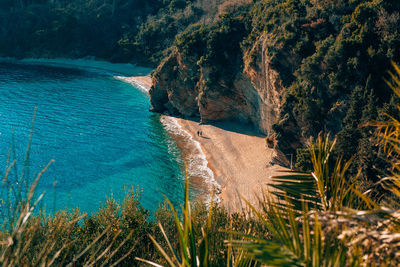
[0,62,186,214]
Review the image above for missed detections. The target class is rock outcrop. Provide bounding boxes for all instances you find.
[150,51,201,116]
[149,33,285,136]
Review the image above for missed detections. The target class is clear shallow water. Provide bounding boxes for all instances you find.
[0,62,186,214]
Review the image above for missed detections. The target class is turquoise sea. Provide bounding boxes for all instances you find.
[0,61,187,214]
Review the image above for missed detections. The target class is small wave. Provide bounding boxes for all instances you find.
[114,76,150,93]
[160,115,220,204]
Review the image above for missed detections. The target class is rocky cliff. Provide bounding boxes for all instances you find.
[149,33,285,136]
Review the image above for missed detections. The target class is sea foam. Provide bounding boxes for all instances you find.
[160,115,220,204]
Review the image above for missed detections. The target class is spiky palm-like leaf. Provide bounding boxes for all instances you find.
[271,133,357,212]
[137,167,213,267]
[232,62,400,266]
[228,194,347,267]
[373,62,400,202]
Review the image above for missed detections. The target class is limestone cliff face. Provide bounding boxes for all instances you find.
[150,34,285,136]
[241,35,285,134]
[150,51,200,116]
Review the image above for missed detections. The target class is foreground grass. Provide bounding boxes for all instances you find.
[0,171,264,266]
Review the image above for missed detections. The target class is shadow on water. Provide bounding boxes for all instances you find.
[0,62,95,83]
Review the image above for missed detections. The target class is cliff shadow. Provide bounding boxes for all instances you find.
[175,116,266,137]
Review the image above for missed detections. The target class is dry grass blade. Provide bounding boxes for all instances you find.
[46,241,74,266]
[2,159,16,185]
[87,229,122,266]
[147,234,177,267]
[136,257,165,267]
[26,159,54,206]
[100,229,136,267]
[158,222,180,263]
[67,225,111,266]
[20,106,37,187]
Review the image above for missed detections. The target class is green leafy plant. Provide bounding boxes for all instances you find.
[137,167,214,267]
[270,133,358,212]
[228,134,351,266]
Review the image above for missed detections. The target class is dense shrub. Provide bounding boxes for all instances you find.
[0,185,263,265]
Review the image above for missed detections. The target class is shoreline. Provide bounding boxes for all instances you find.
[119,75,290,212]
[159,115,219,204]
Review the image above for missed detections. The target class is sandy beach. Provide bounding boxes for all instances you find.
[127,75,289,212]
[175,118,289,212]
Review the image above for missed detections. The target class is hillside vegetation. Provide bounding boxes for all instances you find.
[0,0,238,65]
